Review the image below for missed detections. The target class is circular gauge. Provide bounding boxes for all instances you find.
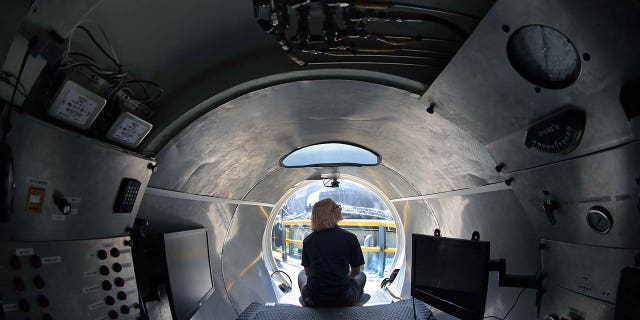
[586,206,613,233]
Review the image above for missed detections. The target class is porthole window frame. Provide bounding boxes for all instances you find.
[279,141,381,168]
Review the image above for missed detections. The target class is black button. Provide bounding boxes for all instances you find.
[34,275,45,289]
[10,255,21,270]
[120,305,130,314]
[114,277,125,287]
[105,296,115,306]
[31,255,42,268]
[110,248,120,258]
[38,295,50,308]
[117,291,127,300]
[13,277,25,291]
[97,250,108,260]
[112,262,123,272]
[102,280,112,291]
[18,299,30,312]
[100,265,110,276]
[108,310,119,319]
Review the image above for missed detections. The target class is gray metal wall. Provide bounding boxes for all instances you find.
[0,113,153,241]
[420,0,640,318]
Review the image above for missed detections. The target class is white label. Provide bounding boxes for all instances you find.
[3,303,18,312]
[83,284,101,294]
[68,197,82,204]
[102,242,114,248]
[84,270,99,277]
[51,214,66,221]
[26,177,49,187]
[94,316,108,320]
[112,117,148,143]
[70,208,79,215]
[122,262,132,268]
[16,248,34,256]
[88,301,104,310]
[54,89,98,124]
[42,256,61,264]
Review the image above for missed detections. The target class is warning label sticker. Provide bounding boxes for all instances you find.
[112,118,146,144]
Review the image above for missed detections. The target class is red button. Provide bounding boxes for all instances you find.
[31,255,42,268]
[110,248,120,258]
[100,265,110,276]
[97,250,108,260]
[105,296,115,306]
[10,255,21,270]
[38,295,50,308]
[108,310,119,319]
[114,277,125,287]
[34,275,45,289]
[117,291,127,300]
[14,277,26,291]
[18,299,30,312]
[102,280,112,291]
[112,263,122,273]
[120,305,130,314]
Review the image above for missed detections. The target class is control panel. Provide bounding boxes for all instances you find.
[0,236,140,320]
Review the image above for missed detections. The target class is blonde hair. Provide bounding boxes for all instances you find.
[311,198,339,232]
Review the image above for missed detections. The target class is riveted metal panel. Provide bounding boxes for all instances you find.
[508,142,640,248]
[0,113,153,241]
[420,0,640,172]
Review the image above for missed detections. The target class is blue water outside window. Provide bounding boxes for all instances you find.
[280,142,380,167]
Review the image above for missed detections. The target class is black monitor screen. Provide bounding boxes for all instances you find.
[411,234,490,320]
[164,229,214,320]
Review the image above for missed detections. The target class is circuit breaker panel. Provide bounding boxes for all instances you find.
[0,236,140,320]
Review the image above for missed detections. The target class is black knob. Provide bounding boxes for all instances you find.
[31,255,42,268]
[97,250,108,260]
[120,305,130,314]
[105,296,116,306]
[110,248,120,258]
[13,277,25,291]
[117,291,127,300]
[18,299,30,312]
[114,277,125,287]
[102,280,112,291]
[100,265,110,276]
[112,263,123,273]
[34,275,45,289]
[53,192,71,215]
[38,295,50,308]
[109,309,119,319]
[10,255,21,270]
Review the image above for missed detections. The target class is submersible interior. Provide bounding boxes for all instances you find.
[0,0,639,319]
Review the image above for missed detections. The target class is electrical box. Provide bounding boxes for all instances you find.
[105,112,153,148]
[47,80,106,129]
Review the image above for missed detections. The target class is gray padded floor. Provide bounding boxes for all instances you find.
[236,299,434,320]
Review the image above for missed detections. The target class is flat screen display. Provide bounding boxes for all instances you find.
[411,234,490,320]
[164,229,214,320]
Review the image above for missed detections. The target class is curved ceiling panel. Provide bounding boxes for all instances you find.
[149,80,501,202]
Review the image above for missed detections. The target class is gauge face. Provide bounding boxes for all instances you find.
[586,206,613,233]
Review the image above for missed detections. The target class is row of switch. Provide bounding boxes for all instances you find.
[17,295,50,311]
[100,262,123,275]
[97,248,121,260]
[107,305,133,318]
[10,255,44,270]
[102,278,127,290]
[14,275,45,291]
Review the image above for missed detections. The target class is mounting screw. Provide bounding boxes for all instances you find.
[426,103,436,114]
[505,178,514,186]
[147,163,158,172]
[495,163,505,173]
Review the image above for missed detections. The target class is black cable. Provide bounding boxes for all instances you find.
[76,25,120,67]
[412,297,417,320]
[483,287,528,320]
